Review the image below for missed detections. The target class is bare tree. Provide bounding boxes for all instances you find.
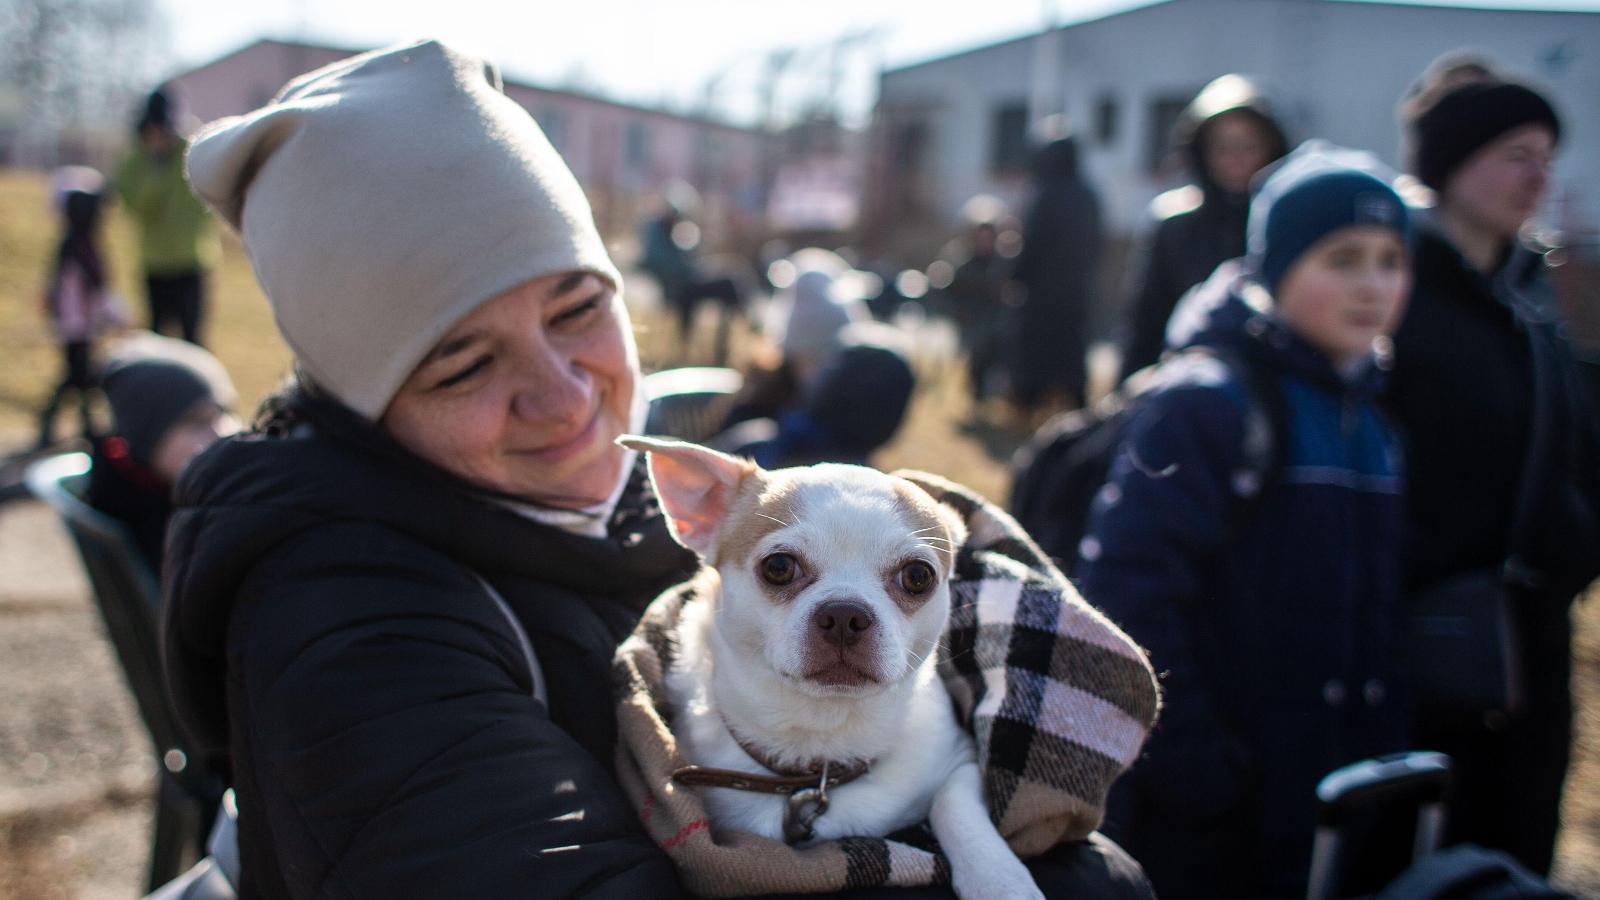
[0,0,165,164]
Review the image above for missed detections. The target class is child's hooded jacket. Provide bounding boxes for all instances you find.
[1076,260,1409,899]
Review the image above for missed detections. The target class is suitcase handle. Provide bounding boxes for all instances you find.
[1306,752,1452,900]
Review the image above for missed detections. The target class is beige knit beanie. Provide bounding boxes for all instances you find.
[185,40,623,419]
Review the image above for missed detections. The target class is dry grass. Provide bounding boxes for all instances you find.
[1558,590,1600,895]
[0,166,1596,896]
[0,169,292,443]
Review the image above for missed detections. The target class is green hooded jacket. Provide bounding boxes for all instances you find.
[116,135,220,276]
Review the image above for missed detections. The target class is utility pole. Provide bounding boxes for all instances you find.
[1029,0,1063,129]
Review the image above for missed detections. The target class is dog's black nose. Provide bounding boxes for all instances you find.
[813,600,876,647]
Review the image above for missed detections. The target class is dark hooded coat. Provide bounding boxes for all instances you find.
[1119,83,1287,379]
[1011,137,1102,405]
[1387,226,1600,875]
[1078,264,1411,900]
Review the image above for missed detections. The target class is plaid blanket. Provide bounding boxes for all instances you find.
[612,471,1159,896]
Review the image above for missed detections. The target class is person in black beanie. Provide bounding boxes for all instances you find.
[1388,52,1600,875]
[87,333,237,573]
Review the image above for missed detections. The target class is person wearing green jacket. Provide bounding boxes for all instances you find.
[116,88,220,345]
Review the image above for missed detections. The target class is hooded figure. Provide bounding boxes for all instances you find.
[1010,133,1102,411]
[1118,75,1288,380]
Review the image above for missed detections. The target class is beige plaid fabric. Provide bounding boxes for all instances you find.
[612,471,1159,896]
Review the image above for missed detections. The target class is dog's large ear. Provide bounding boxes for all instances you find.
[618,436,759,557]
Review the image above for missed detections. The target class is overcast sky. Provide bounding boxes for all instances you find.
[153,0,1600,127]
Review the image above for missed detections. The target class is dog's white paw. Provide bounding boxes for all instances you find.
[950,851,1046,900]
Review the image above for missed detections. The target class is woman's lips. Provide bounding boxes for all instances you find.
[515,407,603,465]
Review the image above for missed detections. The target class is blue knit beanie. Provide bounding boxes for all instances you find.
[1248,141,1412,295]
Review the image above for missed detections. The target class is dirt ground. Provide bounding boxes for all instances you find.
[0,166,1597,897]
[0,501,157,900]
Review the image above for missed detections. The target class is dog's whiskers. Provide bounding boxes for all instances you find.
[756,513,792,528]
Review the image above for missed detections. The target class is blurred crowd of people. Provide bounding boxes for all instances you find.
[625,47,1600,900]
[1013,53,1591,899]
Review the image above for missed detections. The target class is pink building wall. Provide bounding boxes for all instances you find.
[167,40,770,248]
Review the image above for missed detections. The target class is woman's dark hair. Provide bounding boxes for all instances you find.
[137,86,173,136]
[252,369,317,437]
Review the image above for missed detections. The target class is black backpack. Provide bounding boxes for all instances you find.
[1009,346,1287,575]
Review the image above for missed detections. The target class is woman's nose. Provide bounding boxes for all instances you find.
[510,345,593,425]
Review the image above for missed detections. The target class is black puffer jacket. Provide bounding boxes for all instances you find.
[162,391,701,899]
[1119,80,1287,380]
[1388,227,1600,873]
[1390,228,1600,598]
[162,390,1159,900]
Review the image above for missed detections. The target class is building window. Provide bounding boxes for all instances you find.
[537,108,566,153]
[624,120,650,173]
[1146,96,1191,173]
[1095,94,1118,146]
[990,102,1029,174]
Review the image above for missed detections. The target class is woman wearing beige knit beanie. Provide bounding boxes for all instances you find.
[156,39,1153,900]
[160,40,701,898]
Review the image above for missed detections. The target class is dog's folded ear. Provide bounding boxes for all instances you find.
[618,436,760,557]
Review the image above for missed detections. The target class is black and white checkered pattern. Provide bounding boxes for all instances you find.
[905,473,1160,847]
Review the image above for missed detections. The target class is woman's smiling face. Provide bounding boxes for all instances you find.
[381,271,635,509]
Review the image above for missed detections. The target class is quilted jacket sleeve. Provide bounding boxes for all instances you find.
[227,522,682,900]
[1074,382,1256,821]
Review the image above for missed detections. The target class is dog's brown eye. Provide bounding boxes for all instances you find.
[762,553,798,586]
[900,561,935,594]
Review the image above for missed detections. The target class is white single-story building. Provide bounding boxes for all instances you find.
[867,0,1600,259]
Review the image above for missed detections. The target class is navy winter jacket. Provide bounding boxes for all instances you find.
[1076,264,1411,900]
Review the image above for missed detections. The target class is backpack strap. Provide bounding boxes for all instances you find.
[1191,346,1288,524]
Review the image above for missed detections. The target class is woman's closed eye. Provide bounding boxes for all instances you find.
[433,354,494,389]
[549,292,603,329]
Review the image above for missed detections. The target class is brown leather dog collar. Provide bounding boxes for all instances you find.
[670,764,867,794]
[670,717,872,795]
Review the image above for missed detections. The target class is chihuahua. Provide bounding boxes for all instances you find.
[619,436,1045,900]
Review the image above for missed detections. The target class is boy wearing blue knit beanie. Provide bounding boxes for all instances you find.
[1075,141,1415,900]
